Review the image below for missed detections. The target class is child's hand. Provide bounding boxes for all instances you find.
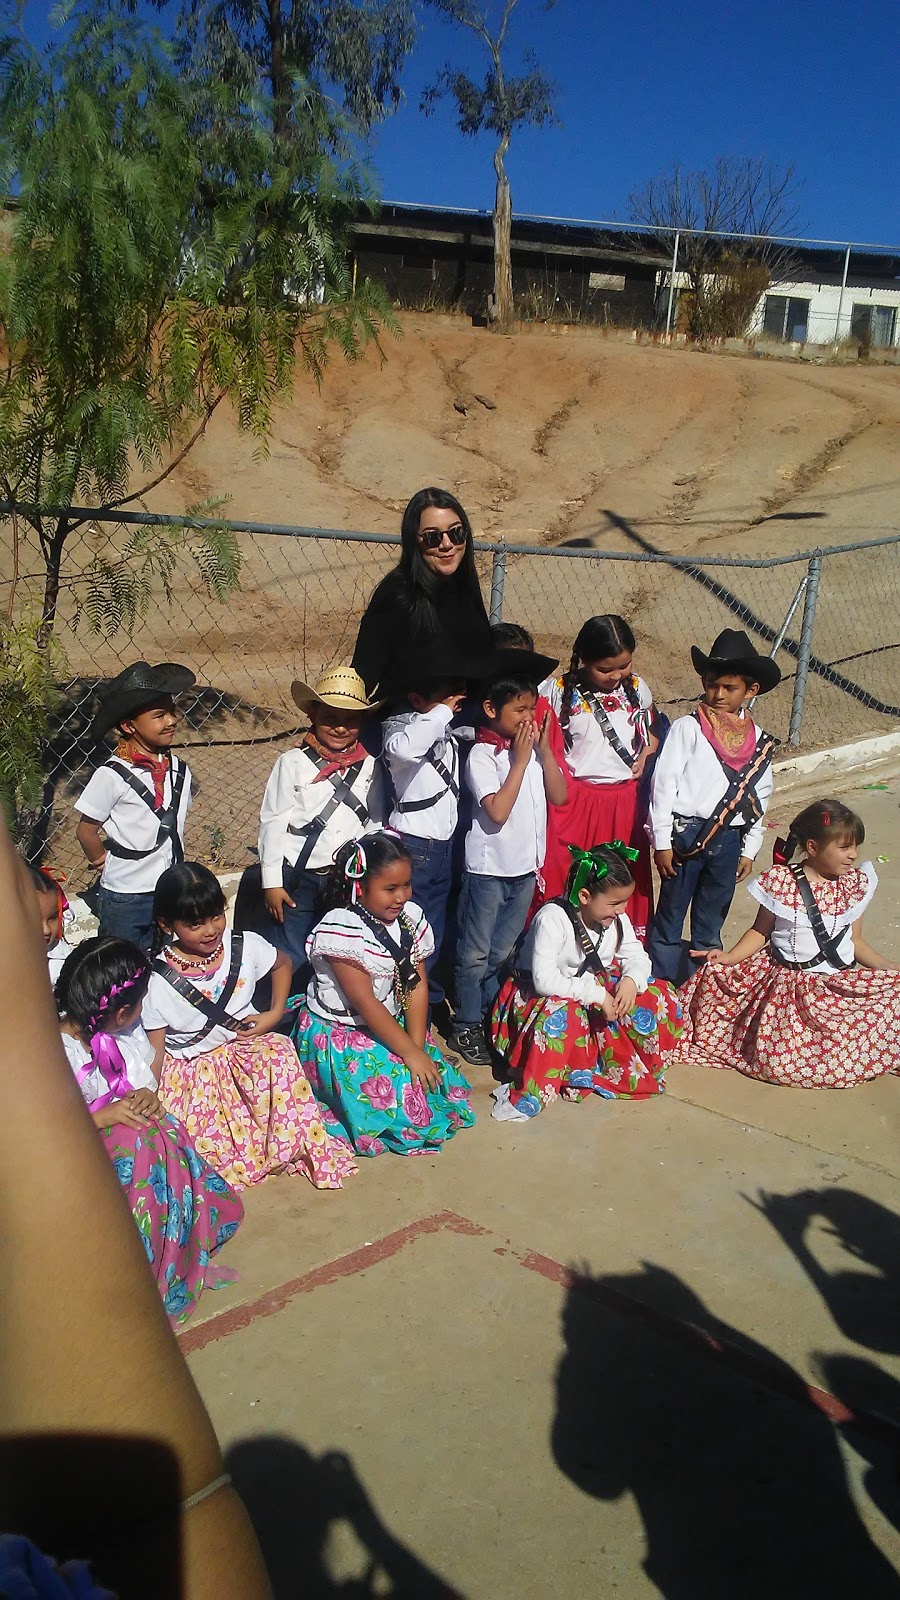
[654,848,678,881]
[534,711,553,761]
[632,750,649,781]
[736,855,753,882]
[690,948,730,966]
[129,1087,161,1120]
[595,988,618,1022]
[405,1045,443,1092]
[511,719,535,768]
[265,886,296,924]
[93,1093,153,1132]
[612,976,638,1018]
[238,1011,278,1039]
[441,691,467,714]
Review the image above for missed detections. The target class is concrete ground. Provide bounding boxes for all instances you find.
[183,774,900,1598]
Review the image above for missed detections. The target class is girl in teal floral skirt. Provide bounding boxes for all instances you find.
[490,843,682,1120]
[291,833,475,1156]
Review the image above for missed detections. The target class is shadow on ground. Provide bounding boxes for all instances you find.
[226,1437,461,1598]
[552,1261,900,1599]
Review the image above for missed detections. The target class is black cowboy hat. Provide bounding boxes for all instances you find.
[90,661,196,739]
[486,646,559,687]
[690,629,781,694]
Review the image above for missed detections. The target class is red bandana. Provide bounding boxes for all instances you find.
[696,703,757,771]
[116,741,169,809]
[302,731,368,782]
[475,727,512,752]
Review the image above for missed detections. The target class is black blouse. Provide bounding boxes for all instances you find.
[352,572,492,694]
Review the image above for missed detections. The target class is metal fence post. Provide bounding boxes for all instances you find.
[664,230,680,342]
[489,546,507,623]
[788,555,822,747]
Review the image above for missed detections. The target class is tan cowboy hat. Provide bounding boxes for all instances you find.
[291,667,384,714]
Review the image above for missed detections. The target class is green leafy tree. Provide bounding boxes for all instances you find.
[421,0,558,329]
[0,0,393,654]
[167,0,416,160]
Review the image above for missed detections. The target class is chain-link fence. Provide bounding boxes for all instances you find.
[2,505,899,882]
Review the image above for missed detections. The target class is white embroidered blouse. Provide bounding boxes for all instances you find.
[749,862,877,974]
[306,902,434,1025]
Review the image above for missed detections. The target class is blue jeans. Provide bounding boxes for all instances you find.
[97,887,157,953]
[455,871,536,1027]
[648,821,743,986]
[397,832,454,1006]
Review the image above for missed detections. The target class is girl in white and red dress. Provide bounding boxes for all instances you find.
[539,616,657,936]
[490,842,683,1120]
[674,799,900,1087]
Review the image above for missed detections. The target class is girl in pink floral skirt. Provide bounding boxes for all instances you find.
[144,862,356,1189]
[291,833,475,1156]
[675,799,900,1087]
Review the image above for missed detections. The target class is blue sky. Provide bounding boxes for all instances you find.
[371,0,900,246]
[16,0,900,245]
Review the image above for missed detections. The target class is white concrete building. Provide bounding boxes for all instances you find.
[749,272,900,347]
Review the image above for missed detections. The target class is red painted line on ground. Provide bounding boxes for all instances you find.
[179,1209,488,1355]
[182,1211,900,1450]
[513,1247,900,1449]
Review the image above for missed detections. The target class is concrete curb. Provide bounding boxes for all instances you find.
[774,728,900,787]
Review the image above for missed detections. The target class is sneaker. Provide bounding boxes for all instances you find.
[447,1025,492,1067]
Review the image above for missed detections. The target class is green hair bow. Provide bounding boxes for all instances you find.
[566,841,640,905]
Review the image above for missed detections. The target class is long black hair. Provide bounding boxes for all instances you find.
[55,936,150,1034]
[323,833,413,913]
[780,799,865,862]
[152,862,226,953]
[560,614,637,748]
[376,488,485,636]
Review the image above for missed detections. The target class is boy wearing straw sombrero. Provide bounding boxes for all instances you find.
[75,661,197,951]
[647,629,780,985]
[258,667,385,977]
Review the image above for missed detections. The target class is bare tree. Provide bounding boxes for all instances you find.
[628,157,802,339]
[421,1,559,329]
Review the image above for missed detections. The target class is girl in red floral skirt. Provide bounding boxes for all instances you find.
[675,799,900,1087]
[538,616,657,936]
[489,843,683,1120]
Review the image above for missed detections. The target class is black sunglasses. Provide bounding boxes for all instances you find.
[418,523,467,551]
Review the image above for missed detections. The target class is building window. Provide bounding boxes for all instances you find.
[763,295,811,341]
[851,302,897,348]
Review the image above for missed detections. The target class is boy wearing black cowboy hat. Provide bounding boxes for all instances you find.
[647,629,780,986]
[75,662,196,951]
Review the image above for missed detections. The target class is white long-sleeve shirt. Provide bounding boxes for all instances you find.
[647,713,773,859]
[383,705,460,841]
[258,747,383,887]
[519,901,652,1006]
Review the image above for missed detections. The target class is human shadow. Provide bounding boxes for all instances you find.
[226,1436,462,1598]
[552,1264,900,1599]
[752,1188,900,1357]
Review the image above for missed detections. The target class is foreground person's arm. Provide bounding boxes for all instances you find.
[0,817,270,1599]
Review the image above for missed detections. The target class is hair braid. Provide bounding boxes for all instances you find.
[560,646,580,751]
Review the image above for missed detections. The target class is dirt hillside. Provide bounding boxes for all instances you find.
[42,314,900,873]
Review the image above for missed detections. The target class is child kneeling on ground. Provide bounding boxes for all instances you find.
[673,798,900,1088]
[490,843,683,1120]
[291,832,475,1156]
[55,934,243,1325]
[144,862,357,1191]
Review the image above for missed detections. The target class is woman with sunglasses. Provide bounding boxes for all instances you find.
[352,487,493,697]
